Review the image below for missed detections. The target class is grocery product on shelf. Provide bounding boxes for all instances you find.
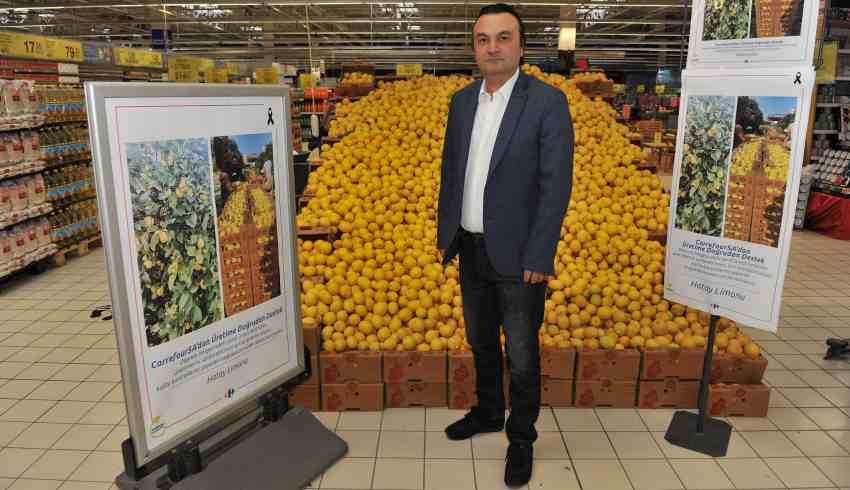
[812,149,850,190]
[300,66,762,359]
[47,198,99,249]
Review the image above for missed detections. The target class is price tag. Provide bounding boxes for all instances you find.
[256,68,279,85]
[298,73,317,87]
[114,47,163,69]
[396,64,423,77]
[210,68,229,84]
[637,84,646,93]
[655,84,666,94]
[0,32,83,62]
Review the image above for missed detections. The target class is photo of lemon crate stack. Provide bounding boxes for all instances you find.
[219,183,280,316]
[725,141,787,247]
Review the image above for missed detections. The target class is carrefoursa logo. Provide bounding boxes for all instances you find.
[150,416,165,437]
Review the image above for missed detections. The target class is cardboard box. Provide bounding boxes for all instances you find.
[303,354,318,386]
[320,351,382,384]
[541,348,576,379]
[447,380,510,410]
[449,350,476,384]
[574,379,637,408]
[386,381,447,407]
[541,377,573,407]
[302,324,320,356]
[383,351,446,383]
[289,384,320,411]
[577,350,641,381]
[708,383,770,417]
[709,355,768,384]
[322,382,385,411]
[642,348,704,380]
[638,379,699,409]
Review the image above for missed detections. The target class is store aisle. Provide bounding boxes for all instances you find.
[0,231,849,490]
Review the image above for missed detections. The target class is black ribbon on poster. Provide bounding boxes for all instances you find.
[267,108,275,125]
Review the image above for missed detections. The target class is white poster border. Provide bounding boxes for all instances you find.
[664,67,814,332]
[85,83,304,467]
[688,0,819,67]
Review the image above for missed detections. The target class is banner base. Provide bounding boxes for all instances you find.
[665,410,731,457]
[115,406,347,490]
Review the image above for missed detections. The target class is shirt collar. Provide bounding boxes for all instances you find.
[480,67,520,102]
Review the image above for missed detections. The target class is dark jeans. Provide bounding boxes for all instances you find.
[458,229,546,445]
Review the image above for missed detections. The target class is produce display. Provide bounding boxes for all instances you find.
[300,66,761,360]
[218,182,281,316]
[339,72,375,87]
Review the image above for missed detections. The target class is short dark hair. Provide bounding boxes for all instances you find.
[476,3,525,46]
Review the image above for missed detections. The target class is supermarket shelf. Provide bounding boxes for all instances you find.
[51,194,96,211]
[0,159,47,181]
[813,130,840,134]
[0,243,58,280]
[0,203,54,230]
[818,103,841,108]
[299,111,327,115]
[835,76,850,81]
[0,114,45,132]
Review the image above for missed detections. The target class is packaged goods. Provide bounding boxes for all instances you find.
[8,133,23,162]
[11,226,26,259]
[31,174,46,205]
[2,80,23,116]
[0,184,11,214]
[10,180,28,211]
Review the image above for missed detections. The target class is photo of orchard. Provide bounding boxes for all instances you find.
[724,96,796,247]
[213,133,281,317]
[126,138,224,347]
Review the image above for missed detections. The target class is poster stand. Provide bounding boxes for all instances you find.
[115,347,349,489]
[665,314,732,457]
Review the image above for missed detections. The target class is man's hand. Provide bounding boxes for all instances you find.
[523,270,546,284]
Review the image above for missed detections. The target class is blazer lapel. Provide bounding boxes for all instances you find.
[457,80,481,183]
[487,73,529,180]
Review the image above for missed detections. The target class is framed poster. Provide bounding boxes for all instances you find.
[665,67,814,331]
[85,83,303,465]
[687,0,819,66]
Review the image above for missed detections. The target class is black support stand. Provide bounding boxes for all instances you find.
[824,338,849,361]
[115,346,348,489]
[665,314,732,457]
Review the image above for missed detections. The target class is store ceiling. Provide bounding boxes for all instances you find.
[1,1,691,71]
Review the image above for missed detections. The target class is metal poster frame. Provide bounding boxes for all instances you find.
[85,83,304,466]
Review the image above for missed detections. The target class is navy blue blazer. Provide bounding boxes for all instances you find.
[437,71,574,277]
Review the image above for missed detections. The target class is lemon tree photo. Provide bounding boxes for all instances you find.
[212,133,281,317]
[675,95,736,237]
[702,0,752,41]
[127,138,224,347]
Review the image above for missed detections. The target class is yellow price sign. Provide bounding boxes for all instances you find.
[299,73,317,88]
[210,68,229,84]
[114,47,163,69]
[655,84,666,94]
[0,32,83,62]
[256,68,278,85]
[637,84,646,93]
[396,63,423,77]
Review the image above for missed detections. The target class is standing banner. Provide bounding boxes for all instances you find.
[665,68,814,331]
[85,83,303,465]
[687,0,818,66]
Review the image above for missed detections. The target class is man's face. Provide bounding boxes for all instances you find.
[473,12,523,80]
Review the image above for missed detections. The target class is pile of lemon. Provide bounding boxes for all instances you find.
[297,66,759,359]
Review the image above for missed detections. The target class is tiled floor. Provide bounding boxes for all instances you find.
[0,231,849,490]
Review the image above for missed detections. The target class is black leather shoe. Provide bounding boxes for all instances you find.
[504,442,533,487]
[445,410,504,440]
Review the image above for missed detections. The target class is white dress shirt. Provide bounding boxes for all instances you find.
[461,68,520,233]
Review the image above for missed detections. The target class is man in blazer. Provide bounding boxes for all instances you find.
[437,3,573,486]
